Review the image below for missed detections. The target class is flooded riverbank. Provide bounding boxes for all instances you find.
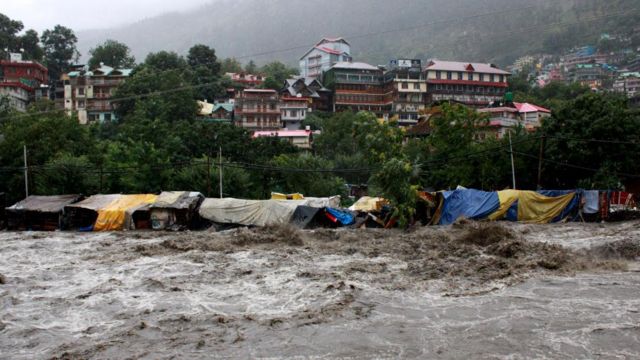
[1,221,639,359]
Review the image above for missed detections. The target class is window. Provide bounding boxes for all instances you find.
[447,71,452,80]
[458,72,464,80]
[490,74,495,82]
[401,82,408,89]
[78,100,85,108]
[78,87,85,95]
[479,74,485,82]
[290,110,297,117]
[499,75,504,82]
[413,83,420,90]
[468,73,473,81]
[436,71,441,79]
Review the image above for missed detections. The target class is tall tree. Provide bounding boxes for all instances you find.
[260,61,298,90]
[88,39,135,69]
[41,25,79,82]
[18,29,43,62]
[244,60,258,74]
[0,13,23,59]
[187,44,223,101]
[143,51,187,72]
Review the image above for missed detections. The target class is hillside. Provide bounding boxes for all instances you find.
[77,0,640,67]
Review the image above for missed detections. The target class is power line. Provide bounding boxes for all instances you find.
[511,150,640,178]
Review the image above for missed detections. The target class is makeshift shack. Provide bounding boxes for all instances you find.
[149,191,204,230]
[6,195,82,231]
[65,194,158,231]
[199,197,338,227]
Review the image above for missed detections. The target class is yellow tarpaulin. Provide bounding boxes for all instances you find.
[94,194,158,231]
[348,197,388,212]
[271,192,305,200]
[488,190,575,223]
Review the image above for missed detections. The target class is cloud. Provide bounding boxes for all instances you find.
[2,0,213,32]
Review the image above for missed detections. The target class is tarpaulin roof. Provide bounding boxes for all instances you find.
[6,195,82,213]
[150,191,203,210]
[438,189,500,225]
[199,197,338,227]
[348,197,388,212]
[66,194,121,211]
[94,194,158,231]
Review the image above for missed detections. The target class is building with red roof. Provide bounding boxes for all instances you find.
[424,60,511,107]
[478,102,550,139]
[299,38,352,79]
[0,53,49,111]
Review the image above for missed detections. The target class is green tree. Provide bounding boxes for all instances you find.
[540,93,640,189]
[244,60,258,74]
[271,153,346,197]
[260,61,298,90]
[41,25,79,82]
[0,13,23,59]
[35,153,98,195]
[143,51,187,72]
[220,57,243,73]
[19,29,43,62]
[88,39,136,69]
[187,44,223,101]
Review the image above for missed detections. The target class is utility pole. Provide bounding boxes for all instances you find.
[23,145,29,197]
[508,131,516,190]
[206,153,212,197]
[537,134,546,190]
[218,146,223,198]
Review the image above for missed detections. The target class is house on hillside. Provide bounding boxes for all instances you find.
[226,72,264,88]
[386,59,426,126]
[424,60,511,107]
[299,38,352,79]
[234,88,281,130]
[197,100,234,123]
[280,77,332,112]
[61,63,132,124]
[323,62,392,119]
[0,53,49,112]
[478,102,550,139]
[252,129,315,149]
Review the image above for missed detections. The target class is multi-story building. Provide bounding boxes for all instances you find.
[280,77,332,112]
[570,63,617,90]
[234,88,281,130]
[197,100,234,123]
[478,102,550,139]
[386,59,426,125]
[299,38,352,79]
[226,72,264,88]
[0,53,49,111]
[323,62,392,118]
[279,96,309,130]
[613,72,640,98]
[424,60,511,107]
[62,64,132,124]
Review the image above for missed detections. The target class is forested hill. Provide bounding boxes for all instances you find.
[77,0,640,67]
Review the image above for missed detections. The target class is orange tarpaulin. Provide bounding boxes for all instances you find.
[94,194,158,231]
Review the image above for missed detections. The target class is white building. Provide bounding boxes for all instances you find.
[299,38,352,79]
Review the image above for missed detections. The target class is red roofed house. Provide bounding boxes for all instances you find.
[478,102,550,139]
[424,60,511,107]
[299,38,352,79]
[0,53,49,112]
[252,129,314,149]
[234,89,281,130]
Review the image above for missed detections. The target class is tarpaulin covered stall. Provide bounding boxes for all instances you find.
[435,189,581,225]
[487,190,578,223]
[6,195,82,230]
[149,191,204,230]
[65,194,157,231]
[199,197,338,227]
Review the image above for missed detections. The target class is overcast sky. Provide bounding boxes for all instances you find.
[3,0,213,32]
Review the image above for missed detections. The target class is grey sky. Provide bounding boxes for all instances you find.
[3,0,213,32]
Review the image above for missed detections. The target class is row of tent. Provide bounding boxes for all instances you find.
[1,189,637,231]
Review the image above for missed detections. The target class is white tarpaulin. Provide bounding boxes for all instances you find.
[198,197,338,226]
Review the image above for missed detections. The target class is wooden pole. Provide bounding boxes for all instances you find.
[218,146,223,199]
[206,154,212,197]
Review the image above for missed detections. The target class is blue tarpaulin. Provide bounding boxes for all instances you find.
[326,208,355,225]
[439,189,500,225]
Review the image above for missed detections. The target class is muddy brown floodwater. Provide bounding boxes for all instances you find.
[1,221,640,359]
